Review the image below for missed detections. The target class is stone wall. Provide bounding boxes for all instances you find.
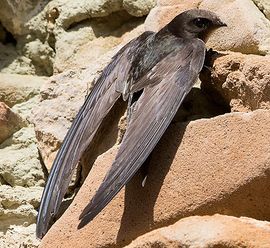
[0,0,270,247]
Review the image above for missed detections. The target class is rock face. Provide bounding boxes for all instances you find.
[200,52,270,112]
[0,0,152,76]
[0,127,45,187]
[40,110,270,248]
[253,0,270,20]
[126,215,270,248]
[0,73,46,107]
[1,0,270,247]
[145,0,270,55]
[0,102,25,143]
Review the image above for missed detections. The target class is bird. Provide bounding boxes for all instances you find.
[36,9,226,238]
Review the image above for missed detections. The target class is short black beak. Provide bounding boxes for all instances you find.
[217,20,227,27]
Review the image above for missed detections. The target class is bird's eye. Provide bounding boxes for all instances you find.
[193,18,210,29]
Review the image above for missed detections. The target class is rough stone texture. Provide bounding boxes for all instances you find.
[0,185,42,229]
[0,224,40,248]
[253,0,270,20]
[53,12,144,73]
[0,102,25,144]
[145,0,270,55]
[40,110,270,248]
[0,0,50,35]
[0,185,42,248]
[126,215,270,248]
[0,73,47,107]
[145,1,201,31]
[200,52,270,112]
[123,0,157,17]
[200,0,270,55]
[0,0,149,76]
[0,127,46,187]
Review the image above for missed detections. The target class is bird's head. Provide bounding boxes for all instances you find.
[167,9,227,40]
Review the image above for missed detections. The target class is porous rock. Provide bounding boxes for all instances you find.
[0,186,42,248]
[123,0,157,17]
[200,52,270,112]
[253,0,270,20]
[40,109,270,248]
[145,0,270,55]
[0,102,25,144]
[126,215,270,248]
[0,127,46,187]
[0,73,46,107]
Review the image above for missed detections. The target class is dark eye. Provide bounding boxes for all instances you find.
[193,18,211,29]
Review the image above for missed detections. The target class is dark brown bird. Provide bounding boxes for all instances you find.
[36,9,226,238]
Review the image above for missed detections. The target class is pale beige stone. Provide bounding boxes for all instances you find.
[200,0,270,54]
[0,127,46,187]
[123,0,157,17]
[0,73,46,107]
[253,0,270,20]
[40,110,270,248]
[126,215,270,248]
[0,102,25,144]
[200,52,270,112]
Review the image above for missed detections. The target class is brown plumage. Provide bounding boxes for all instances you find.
[36,9,226,238]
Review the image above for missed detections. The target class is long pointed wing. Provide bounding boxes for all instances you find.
[79,38,206,226]
[36,31,154,239]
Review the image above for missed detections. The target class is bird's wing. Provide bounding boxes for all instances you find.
[36,31,154,239]
[79,38,206,226]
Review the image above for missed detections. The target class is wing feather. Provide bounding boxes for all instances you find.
[36,31,154,239]
[79,39,206,226]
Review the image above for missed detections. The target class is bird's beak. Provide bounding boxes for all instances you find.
[216,20,227,27]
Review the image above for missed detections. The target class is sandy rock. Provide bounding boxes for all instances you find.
[0,73,47,107]
[201,0,270,55]
[0,185,42,248]
[53,12,144,73]
[12,96,41,122]
[0,224,40,248]
[200,52,270,112]
[0,102,25,144]
[0,0,50,35]
[253,0,270,20]
[145,0,270,55]
[126,215,270,248]
[145,1,202,31]
[0,127,46,187]
[123,0,157,17]
[0,185,42,229]
[40,109,270,248]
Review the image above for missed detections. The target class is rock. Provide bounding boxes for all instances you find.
[12,95,41,121]
[145,1,201,32]
[200,0,270,55]
[145,0,270,55]
[0,224,40,248]
[0,185,42,229]
[0,127,46,187]
[0,102,25,144]
[40,109,270,248]
[126,215,270,247]
[0,0,50,35]
[200,52,270,112]
[123,0,157,17]
[253,0,270,20]
[0,185,42,248]
[53,11,144,73]
[0,0,149,76]
[0,73,47,107]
